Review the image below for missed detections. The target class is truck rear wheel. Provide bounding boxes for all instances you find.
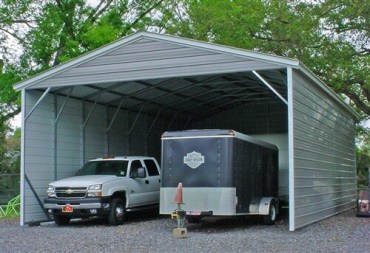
[108,198,125,226]
[263,202,277,225]
[54,215,70,225]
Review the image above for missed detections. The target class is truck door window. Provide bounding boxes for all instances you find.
[130,160,145,178]
[144,159,159,176]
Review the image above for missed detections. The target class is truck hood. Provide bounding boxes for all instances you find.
[49,175,119,187]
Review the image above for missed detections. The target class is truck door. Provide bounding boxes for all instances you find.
[143,159,161,203]
[128,160,152,207]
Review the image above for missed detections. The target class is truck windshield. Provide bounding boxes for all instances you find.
[76,161,128,176]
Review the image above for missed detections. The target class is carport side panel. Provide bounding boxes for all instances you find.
[55,95,84,179]
[292,70,357,230]
[107,108,129,157]
[23,90,55,223]
[84,102,108,161]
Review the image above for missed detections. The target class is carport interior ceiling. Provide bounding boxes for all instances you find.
[43,69,287,125]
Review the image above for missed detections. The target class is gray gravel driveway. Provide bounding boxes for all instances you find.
[1,208,369,253]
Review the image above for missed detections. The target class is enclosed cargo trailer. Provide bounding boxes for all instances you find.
[160,129,279,224]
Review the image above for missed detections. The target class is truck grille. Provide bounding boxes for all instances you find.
[55,187,87,198]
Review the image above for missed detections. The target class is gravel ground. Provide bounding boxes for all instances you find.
[1,208,369,253]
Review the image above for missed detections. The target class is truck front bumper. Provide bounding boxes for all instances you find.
[44,197,110,217]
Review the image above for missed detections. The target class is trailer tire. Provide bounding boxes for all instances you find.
[54,215,70,225]
[263,201,277,225]
[108,198,125,226]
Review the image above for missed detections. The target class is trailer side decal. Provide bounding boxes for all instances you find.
[183,151,205,169]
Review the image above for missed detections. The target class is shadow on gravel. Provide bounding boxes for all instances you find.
[44,207,290,230]
[62,208,163,227]
[185,208,289,233]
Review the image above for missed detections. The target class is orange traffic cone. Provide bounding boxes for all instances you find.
[174,182,184,204]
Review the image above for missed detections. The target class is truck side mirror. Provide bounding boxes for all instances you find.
[137,167,146,178]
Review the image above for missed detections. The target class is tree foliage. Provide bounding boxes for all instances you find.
[0,0,172,123]
[1,0,368,121]
[0,1,174,107]
[165,0,370,121]
[0,0,175,175]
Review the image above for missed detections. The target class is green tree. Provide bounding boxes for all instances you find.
[357,145,370,187]
[0,0,171,106]
[0,128,20,174]
[165,0,370,121]
[0,0,175,175]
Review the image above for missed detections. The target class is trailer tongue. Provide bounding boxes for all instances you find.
[160,129,279,225]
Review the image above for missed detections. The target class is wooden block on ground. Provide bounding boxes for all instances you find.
[172,228,187,238]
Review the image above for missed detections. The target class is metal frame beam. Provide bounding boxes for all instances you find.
[146,110,162,137]
[124,76,222,111]
[55,87,74,123]
[104,78,176,105]
[252,71,288,105]
[20,89,26,226]
[25,87,51,120]
[287,67,295,231]
[80,82,130,101]
[128,104,145,135]
[107,97,125,132]
[83,94,101,127]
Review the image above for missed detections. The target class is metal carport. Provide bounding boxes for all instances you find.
[13,31,358,231]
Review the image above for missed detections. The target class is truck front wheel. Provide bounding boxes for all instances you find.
[54,215,70,225]
[108,198,125,226]
[263,202,277,225]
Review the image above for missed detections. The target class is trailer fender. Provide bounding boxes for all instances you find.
[259,197,278,215]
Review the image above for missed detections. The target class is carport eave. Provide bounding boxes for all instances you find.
[26,67,289,121]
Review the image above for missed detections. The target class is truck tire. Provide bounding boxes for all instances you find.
[263,201,277,225]
[108,198,125,226]
[54,215,71,225]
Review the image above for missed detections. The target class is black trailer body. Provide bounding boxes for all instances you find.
[160,129,279,223]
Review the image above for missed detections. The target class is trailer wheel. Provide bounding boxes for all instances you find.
[108,198,125,226]
[263,202,277,225]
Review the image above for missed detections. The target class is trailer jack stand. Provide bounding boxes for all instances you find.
[171,183,187,238]
[171,209,187,238]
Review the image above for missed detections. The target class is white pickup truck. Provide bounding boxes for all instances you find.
[44,156,161,225]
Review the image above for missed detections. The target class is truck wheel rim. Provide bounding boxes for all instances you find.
[115,205,124,220]
[271,205,276,221]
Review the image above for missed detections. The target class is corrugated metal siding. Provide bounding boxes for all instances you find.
[192,103,287,134]
[128,111,148,156]
[30,38,281,88]
[55,95,83,179]
[84,103,108,161]
[107,109,129,157]
[23,90,55,222]
[292,70,356,229]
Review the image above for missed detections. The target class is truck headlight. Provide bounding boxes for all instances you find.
[47,185,56,198]
[87,184,102,197]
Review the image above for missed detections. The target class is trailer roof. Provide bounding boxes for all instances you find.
[162,129,279,150]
